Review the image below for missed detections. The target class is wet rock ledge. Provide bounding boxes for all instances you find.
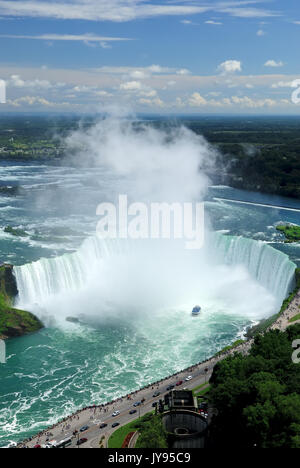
[0,264,43,340]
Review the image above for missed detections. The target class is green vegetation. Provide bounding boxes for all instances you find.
[4,225,79,244]
[108,420,139,449]
[289,313,300,324]
[136,415,168,449]
[246,314,279,338]
[0,186,20,196]
[4,226,29,237]
[209,324,300,448]
[107,413,165,449]
[247,268,300,338]
[276,224,300,243]
[194,385,211,398]
[280,268,300,314]
[192,382,208,394]
[0,297,42,339]
[1,116,300,199]
[214,340,245,357]
[0,265,42,339]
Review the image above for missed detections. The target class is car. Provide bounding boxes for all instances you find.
[112,411,120,417]
[166,384,175,391]
[34,445,42,449]
[112,422,120,428]
[176,380,183,386]
[185,376,193,381]
[153,391,160,397]
[129,409,137,415]
[80,425,89,433]
[99,423,108,429]
[76,438,88,446]
[133,401,141,407]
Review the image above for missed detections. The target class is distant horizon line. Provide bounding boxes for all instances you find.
[0,112,300,119]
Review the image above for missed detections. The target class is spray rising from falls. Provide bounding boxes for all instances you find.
[212,234,296,304]
[14,233,296,321]
[12,118,296,324]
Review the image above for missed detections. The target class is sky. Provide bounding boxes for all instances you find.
[0,0,300,114]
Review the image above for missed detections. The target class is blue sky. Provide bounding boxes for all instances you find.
[0,0,300,113]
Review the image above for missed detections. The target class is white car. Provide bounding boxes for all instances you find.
[112,411,120,417]
[185,376,193,381]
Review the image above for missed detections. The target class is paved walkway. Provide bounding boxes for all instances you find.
[269,291,300,331]
[18,289,300,449]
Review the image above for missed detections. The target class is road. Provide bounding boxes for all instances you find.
[23,362,214,449]
[17,287,300,449]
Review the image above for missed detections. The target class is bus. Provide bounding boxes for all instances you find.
[55,437,72,449]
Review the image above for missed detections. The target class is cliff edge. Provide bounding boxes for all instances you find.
[0,264,43,340]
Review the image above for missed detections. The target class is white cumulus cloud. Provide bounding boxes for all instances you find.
[218,60,242,75]
[120,81,142,91]
[264,60,284,68]
[189,92,207,107]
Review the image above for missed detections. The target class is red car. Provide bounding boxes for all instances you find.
[77,438,88,446]
[176,380,183,386]
[34,445,42,449]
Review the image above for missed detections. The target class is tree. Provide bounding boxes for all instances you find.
[137,416,168,449]
[209,324,300,448]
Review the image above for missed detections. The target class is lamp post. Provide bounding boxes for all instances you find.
[75,430,80,449]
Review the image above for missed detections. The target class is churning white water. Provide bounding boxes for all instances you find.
[14,232,296,327]
[1,117,299,447]
[12,117,296,330]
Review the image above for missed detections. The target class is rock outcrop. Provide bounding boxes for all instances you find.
[0,264,43,340]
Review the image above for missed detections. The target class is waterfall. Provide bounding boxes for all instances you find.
[14,237,123,306]
[14,234,296,311]
[211,233,296,305]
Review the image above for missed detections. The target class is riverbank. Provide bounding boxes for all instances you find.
[0,265,42,340]
[276,224,300,243]
[16,285,300,449]
[246,267,300,339]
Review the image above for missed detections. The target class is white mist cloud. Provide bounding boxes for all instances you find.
[218,60,242,74]
[17,114,279,330]
[64,116,217,202]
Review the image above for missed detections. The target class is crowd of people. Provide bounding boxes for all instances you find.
[17,354,217,448]
[17,293,300,449]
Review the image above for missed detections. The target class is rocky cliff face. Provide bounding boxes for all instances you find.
[0,264,18,298]
[0,264,43,340]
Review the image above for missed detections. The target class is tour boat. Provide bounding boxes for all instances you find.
[192,305,201,316]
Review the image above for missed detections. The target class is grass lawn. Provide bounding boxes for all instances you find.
[108,420,140,448]
[194,385,211,397]
[289,313,300,323]
[108,412,155,448]
[192,383,208,395]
